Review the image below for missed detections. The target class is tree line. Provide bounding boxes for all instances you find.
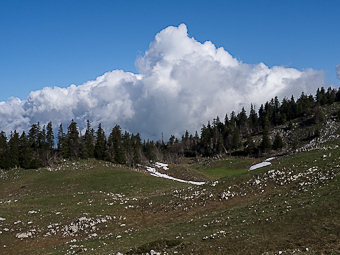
[0,86,340,169]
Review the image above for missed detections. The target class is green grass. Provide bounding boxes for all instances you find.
[191,157,255,179]
[0,142,339,254]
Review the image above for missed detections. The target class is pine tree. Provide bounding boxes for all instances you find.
[57,124,67,157]
[8,131,20,168]
[258,104,266,129]
[46,122,54,151]
[84,120,95,158]
[27,123,43,168]
[0,132,9,169]
[316,87,327,105]
[66,120,80,159]
[272,133,283,150]
[260,119,271,152]
[144,140,155,160]
[230,111,237,129]
[231,127,240,149]
[38,124,46,150]
[224,113,229,126]
[335,88,340,102]
[289,96,298,119]
[57,124,63,151]
[19,131,33,169]
[28,123,40,152]
[273,96,281,125]
[237,107,249,136]
[249,104,259,133]
[130,134,141,166]
[312,107,325,124]
[94,123,106,160]
[244,136,256,156]
[108,125,125,164]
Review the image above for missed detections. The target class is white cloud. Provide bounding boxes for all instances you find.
[336,65,340,80]
[0,24,324,139]
[0,97,29,133]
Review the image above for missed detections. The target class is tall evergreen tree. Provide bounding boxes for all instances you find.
[46,122,54,151]
[66,120,80,159]
[57,124,67,156]
[237,107,249,136]
[107,125,125,164]
[144,140,155,160]
[84,120,95,158]
[244,136,256,156]
[8,131,20,168]
[19,131,32,169]
[272,133,283,150]
[94,123,106,160]
[28,123,40,152]
[231,127,240,149]
[249,104,259,133]
[0,132,9,169]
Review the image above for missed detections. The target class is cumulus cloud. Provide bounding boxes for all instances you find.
[337,65,340,80]
[0,24,325,139]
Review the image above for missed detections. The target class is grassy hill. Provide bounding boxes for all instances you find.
[0,105,340,254]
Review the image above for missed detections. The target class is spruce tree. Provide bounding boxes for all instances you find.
[312,107,325,124]
[132,133,142,165]
[94,123,106,160]
[272,133,283,150]
[0,132,9,169]
[46,122,54,151]
[249,104,259,133]
[144,140,155,160]
[28,123,40,152]
[231,127,240,149]
[84,120,95,158]
[108,125,125,164]
[237,107,248,136]
[224,113,229,126]
[57,124,66,156]
[245,136,256,156]
[19,132,32,169]
[8,131,20,168]
[260,118,271,152]
[66,120,80,159]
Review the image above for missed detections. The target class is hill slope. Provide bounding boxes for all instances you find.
[0,103,340,254]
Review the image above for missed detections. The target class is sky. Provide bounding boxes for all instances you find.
[0,0,339,139]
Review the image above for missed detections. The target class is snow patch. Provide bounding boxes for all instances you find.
[249,162,272,171]
[145,166,205,185]
[155,162,169,170]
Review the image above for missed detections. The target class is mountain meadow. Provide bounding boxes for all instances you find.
[0,87,340,254]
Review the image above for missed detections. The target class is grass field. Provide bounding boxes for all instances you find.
[0,139,339,254]
[191,157,256,179]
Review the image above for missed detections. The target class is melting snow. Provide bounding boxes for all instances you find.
[0,217,5,221]
[145,166,205,185]
[249,162,271,171]
[155,162,169,170]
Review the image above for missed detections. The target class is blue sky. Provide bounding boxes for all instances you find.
[0,0,339,101]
